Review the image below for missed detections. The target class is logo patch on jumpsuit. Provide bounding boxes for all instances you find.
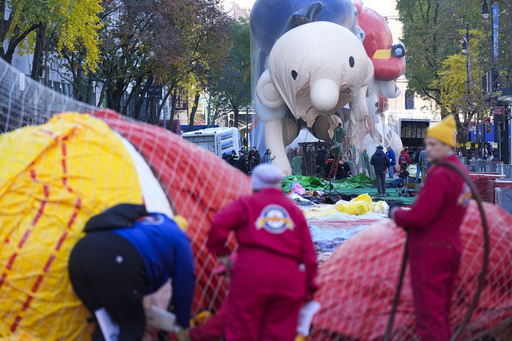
[255,205,295,234]
[457,183,471,207]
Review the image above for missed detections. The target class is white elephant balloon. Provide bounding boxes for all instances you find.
[255,21,374,174]
[360,78,402,146]
[363,120,402,166]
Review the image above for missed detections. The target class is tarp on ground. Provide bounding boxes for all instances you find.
[312,201,512,340]
[309,225,363,254]
[282,174,376,192]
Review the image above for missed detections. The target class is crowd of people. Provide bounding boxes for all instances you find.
[223,147,276,174]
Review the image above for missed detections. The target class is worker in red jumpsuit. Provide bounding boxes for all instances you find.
[207,163,318,341]
[399,146,412,171]
[390,115,470,341]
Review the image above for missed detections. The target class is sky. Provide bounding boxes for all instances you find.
[230,0,399,16]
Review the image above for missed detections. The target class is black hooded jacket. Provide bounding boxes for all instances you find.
[371,149,390,172]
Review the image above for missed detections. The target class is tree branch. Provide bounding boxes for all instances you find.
[4,23,41,62]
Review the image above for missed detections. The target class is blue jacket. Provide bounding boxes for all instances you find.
[371,149,390,172]
[110,213,195,328]
[386,149,396,166]
[262,153,275,163]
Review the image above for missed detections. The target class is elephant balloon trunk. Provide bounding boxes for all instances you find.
[378,80,401,99]
[310,79,341,112]
[264,117,292,175]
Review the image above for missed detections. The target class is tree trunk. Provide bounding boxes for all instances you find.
[133,75,153,120]
[85,76,94,105]
[111,79,126,113]
[97,79,109,107]
[169,87,178,128]
[188,92,201,132]
[121,76,143,116]
[157,86,174,120]
[30,24,45,81]
[233,105,239,129]
[74,65,87,102]
[3,24,40,63]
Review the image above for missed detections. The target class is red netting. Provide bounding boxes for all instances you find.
[93,110,252,314]
[312,201,512,340]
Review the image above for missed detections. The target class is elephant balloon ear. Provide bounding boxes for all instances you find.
[256,70,285,109]
[286,14,310,30]
[286,2,323,30]
[306,2,323,22]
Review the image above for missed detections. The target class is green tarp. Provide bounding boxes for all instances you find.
[282,174,376,193]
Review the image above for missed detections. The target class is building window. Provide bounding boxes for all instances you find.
[405,93,415,110]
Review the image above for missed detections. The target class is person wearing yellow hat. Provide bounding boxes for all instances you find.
[389,115,471,341]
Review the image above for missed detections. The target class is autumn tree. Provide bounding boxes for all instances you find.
[78,0,231,122]
[397,0,511,151]
[206,19,252,131]
[0,0,102,79]
[179,0,233,130]
[433,29,488,150]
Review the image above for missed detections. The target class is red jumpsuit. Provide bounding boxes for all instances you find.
[207,188,318,341]
[394,154,470,341]
[189,304,226,341]
[399,151,412,170]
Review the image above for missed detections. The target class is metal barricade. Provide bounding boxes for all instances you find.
[498,163,512,179]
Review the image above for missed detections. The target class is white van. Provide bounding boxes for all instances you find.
[182,127,242,157]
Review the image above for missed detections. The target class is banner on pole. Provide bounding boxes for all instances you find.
[493,4,499,64]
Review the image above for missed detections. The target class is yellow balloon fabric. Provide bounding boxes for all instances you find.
[0,113,143,340]
[304,194,380,218]
[334,194,373,215]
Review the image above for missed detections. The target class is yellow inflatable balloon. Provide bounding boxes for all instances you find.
[0,113,143,340]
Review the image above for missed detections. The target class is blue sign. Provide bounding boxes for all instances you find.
[493,4,499,64]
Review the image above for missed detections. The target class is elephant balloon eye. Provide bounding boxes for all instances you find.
[349,57,355,68]
[291,70,298,80]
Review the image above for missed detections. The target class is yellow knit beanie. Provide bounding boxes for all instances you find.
[425,115,456,147]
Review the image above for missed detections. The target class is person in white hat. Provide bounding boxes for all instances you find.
[207,163,318,341]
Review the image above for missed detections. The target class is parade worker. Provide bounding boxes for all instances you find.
[389,115,470,341]
[68,204,195,341]
[207,164,318,341]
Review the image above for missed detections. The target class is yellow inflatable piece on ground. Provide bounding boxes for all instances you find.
[334,194,373,215]
[305,194,379,218]
[372,200,389,214]
[0,113,143,340]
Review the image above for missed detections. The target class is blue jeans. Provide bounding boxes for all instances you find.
[416,164,421,182]
[389,166,394,179]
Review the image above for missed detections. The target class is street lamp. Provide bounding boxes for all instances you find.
[462,37,468,54]
[481,0,490,19]
[462,24,476,149]
[481,0,509,163]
